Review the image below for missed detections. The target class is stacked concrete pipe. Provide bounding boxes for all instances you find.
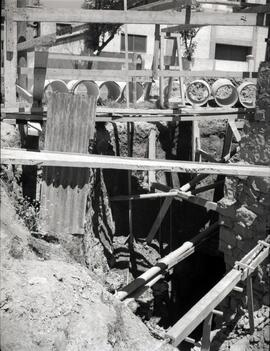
[42,79,69,104]
[98,81,122,103]
[186,79,211,106]
[237,81,256,108]
[211,79,238,107]
[67,80,99,99]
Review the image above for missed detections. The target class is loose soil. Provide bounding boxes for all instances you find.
[215,85,233,100]
[187,81,209,103]
[239,84,256,105]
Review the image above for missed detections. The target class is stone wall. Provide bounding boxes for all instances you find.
[215,62,270,350]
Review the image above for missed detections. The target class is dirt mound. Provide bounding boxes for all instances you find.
[0,185,177,351]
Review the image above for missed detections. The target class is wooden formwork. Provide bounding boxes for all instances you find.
[1,1,270,349]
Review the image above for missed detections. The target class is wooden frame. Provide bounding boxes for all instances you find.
[11,8,262,26]
[1,148,270,177]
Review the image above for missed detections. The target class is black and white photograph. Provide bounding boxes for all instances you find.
[0,0,269,350]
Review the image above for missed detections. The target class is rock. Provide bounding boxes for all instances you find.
[230,337,250,351]
[264,328,270,343]
[0,122,20,148]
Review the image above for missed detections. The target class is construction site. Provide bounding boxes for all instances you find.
[0,0,270,350]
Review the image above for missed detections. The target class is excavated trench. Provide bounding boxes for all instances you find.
[95,120,227,342]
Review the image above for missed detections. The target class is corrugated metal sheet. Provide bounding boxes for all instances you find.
[40,93,96,235]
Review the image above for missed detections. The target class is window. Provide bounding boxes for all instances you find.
[215,44,252,62]
[120,34,147,53]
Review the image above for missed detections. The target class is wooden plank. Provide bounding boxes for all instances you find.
[201,312,213,351]
[19,50,48,202]
[167,269,242,346]
[19,67,259,80]
[197,0,240,5]
[95,106,247,115]
[192,121,201,161]
[40,93,96,235]
[17,33,56,52]
[16,85,33,103]
[191,180,225,195]
[135,0,183,11]
[32,51,49,108]
[49,52,131,63]
[2,113,242,123]
[247,276,255,334]
[176,34,185,105]
[168,237,270,346]
[4,0,17,108]
[2,149,269,177]
[165,38,177,105]
[110,191,179,201]
[228,120,242,142]
[144,24,160,100]
[146,197,173,244]
[148,128,157,187]
[159,32,165,107]
[13,8,260,26]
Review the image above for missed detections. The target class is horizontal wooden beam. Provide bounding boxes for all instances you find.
[135,0,183,11]
[1,149,270,177]
[12,7,260,26]
[17,33,56,52]
[1,105,250,116]
[197,0,241,5]
[19,67,258,80]
[167,269,242,346]
[2,113,241,123]
[49,52,131,63]
[110,191,179,201]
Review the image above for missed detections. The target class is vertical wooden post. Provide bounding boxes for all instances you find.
[4,0,17,108]
[246,54,255,74]
[201,312,213,351]
[148,128,156,188]
[124,0,133,266]
[124,0,129,108]
[40,93,96,235]
[145,24,160,101]
[165,37,177,106]
[175,34,185,106]
[247,275,255,334]
[212,122,233,203]
[132,53,137,103]
[159,32,165,108]
[192,121,201,162]
[19,50,48,202]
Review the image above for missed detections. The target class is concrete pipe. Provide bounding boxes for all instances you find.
[99,81,122,102]
[211,79,238,107]
[186,79,211,106]
[43,79,69,104]
[121,82,144,103]
[67,80,99,98]
[237,81,256,109]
